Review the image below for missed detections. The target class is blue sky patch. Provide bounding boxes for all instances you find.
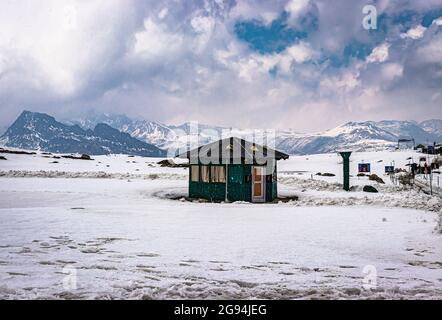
[422,8,442,27]
[329,40,375,67]
[234,12,316,54]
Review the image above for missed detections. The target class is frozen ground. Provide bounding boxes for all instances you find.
[0,150,441,300]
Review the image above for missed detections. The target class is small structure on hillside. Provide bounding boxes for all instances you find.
[397,138,415,150]
[177,137,289,203]
[416,143,442,155]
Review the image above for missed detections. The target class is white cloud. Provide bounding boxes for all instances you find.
[320,71,360,94]
[158,7,168,20]
[433,17,442,26]
[287,42,316,63]
[133,18,184,57]
[400,25,427,40]
[285,0,311,20]
[415,35,442,64]
[366,43,391,63]
[381,63,404,81]
[276,42,317,74]
[231,41,317,79]
[0,0,139,97]
[191,16,215,34]
[229,0,282,25]
[191,16,216,52]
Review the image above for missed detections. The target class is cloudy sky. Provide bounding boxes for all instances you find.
[1,0,442,132]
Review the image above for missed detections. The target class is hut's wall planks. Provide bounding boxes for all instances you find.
[182,138,287,203]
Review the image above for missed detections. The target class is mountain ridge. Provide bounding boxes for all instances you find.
[67,113,442,155]
[1,111,441,156]
[0,111,166,157]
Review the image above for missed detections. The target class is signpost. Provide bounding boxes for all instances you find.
[358,163,371,173]
[340,152,352,191]
[385,166,394,173]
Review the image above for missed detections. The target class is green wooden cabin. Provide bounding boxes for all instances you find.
[177,137,289,203]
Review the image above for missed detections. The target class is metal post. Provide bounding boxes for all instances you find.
[339,152,352,191]
[430,171,433,196]
[225,164,228,202]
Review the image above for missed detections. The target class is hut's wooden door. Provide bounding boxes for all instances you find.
[252,166,265,203]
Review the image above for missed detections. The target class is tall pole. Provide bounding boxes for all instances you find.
[225,164,229,202]
[340,152,352,191]
[430,171,433,196]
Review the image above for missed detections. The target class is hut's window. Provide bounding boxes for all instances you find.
[211,166,226,183]
[201,166,210,183]
[191,165,200,182]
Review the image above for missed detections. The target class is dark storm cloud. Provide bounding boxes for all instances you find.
[0,0,441,132]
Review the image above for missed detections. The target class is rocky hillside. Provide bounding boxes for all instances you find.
[0,111,166,157]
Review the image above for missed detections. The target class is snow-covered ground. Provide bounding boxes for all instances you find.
[0,150,441,300]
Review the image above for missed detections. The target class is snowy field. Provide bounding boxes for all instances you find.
[0,150,441,300]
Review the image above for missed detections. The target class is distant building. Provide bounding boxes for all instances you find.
[177,137,289,203]
[417,143,442,155]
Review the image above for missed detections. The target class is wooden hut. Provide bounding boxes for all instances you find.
[177,137,289,203]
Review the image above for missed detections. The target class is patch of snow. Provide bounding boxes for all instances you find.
[0,151,441,299]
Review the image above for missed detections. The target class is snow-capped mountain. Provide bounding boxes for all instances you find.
[0,111,166,157]
[68,115,231,151]
[67,114,176,149]
[372,120,440,144]
[280,120,440,154]
[2,111,441,156]
[420,119,442,137]
[276,121,399,155]
[68,113,442,155]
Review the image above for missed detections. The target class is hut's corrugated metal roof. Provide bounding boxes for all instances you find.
[176,137,289,162]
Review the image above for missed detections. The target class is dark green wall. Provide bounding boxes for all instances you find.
[188,163,278,203]
[264,162,277,202]
[227,164,251,202]
[189,165,227,201]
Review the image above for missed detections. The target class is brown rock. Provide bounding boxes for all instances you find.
[369,174,385,184]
